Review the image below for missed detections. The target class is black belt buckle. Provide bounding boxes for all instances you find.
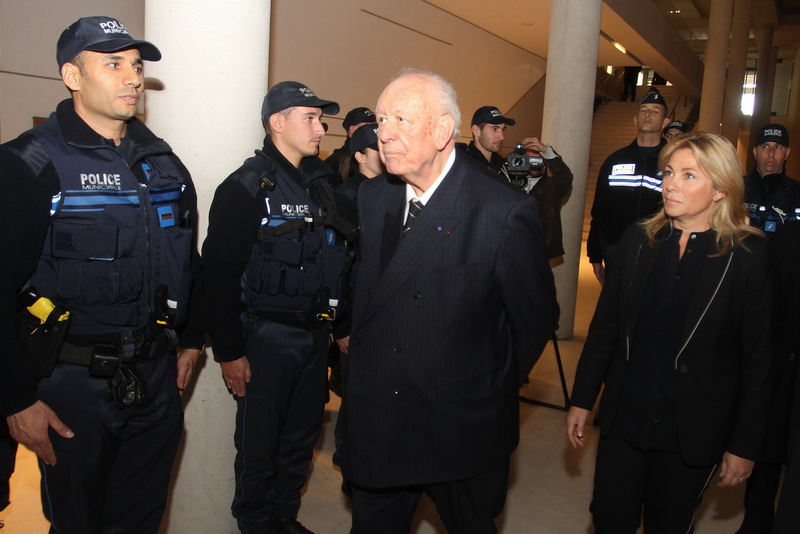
[89,345,120,378]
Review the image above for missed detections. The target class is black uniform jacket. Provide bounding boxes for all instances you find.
[340,149,558,488]
[572,224,772,466]
[0,99,203,416]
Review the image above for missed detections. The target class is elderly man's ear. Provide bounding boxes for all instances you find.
[435,115,456,150]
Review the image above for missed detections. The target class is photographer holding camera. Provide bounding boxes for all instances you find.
[459,106,573,263]
[512,137,574,263]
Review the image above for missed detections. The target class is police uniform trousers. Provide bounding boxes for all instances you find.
[349,459,510,534]
[591,431,717,534]
[36,352,182,534]
[232,315,329,533]
[0,421,17,512]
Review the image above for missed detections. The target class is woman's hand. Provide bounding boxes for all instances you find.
[566,406,591,448]
[717,451,754,487]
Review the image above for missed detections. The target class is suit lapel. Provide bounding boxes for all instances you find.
[358,162,465,327]
[674,247,734,359]
[380,193,404,274]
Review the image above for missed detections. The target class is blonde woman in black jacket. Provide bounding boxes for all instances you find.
[567,132,771,534]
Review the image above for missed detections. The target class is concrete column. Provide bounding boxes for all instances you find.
[721,0,752,144]
[698,0,735,133]
[747,26,775,169]
[143,1,271,532]
[541,0,603,338]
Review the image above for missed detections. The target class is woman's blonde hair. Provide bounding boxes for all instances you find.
[642,131,761,255]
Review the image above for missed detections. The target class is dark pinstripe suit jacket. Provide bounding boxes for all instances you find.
[341,149,558,488]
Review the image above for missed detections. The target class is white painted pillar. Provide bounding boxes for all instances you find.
[143,1,271,532]
[698,0,734,133]
[721,0,752,144]
[541,0,603,338]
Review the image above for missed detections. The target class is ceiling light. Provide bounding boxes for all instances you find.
[614,42,627,54]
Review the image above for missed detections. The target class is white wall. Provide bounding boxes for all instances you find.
[268,0,547,158]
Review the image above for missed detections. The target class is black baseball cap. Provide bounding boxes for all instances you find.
[350,123,379,152]
[756,123,790,147]
[639,88,668,113]
[471,106,516,126]
[261,81,339,121]
[664,120,688,133]
[57,16,161,71]
[343,107,375,131]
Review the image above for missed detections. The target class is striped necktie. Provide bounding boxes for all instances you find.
[402,198,424,235]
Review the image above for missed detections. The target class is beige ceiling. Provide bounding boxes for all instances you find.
[425,0,800,65]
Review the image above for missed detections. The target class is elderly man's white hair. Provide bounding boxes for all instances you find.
[392,68,462,140]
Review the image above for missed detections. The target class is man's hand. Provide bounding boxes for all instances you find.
[717,452,754,487]
[6,401,73,465]
[521,137,549,155]
[336,336,350,355]
[221,356,251,397]
[176,347,203,395]
[566,406,591,448]
[592,262,605,286]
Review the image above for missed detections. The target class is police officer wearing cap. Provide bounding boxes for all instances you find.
[588,87,670,285]
[203,81,349,534]
[744,124,798,233]
[0,16,204,533]
[737,123,799,534]
[459,105,517,179]
[663,120,689,142]
[324,106,376,184]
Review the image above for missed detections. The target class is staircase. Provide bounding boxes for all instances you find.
[582,85,695,241]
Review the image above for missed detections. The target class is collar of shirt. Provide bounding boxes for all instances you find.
[405,148,455,214]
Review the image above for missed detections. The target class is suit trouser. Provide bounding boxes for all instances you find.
[232,316,328,533]
[349,459,510,534]
[0,422,17,511]
[36,353,183,534]
[591,432,717,534]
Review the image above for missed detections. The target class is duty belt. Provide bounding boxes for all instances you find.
[253,307,336,330]
[59,330,170,368]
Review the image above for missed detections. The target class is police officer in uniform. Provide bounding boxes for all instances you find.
[203,81,347,534]
[0,16,204,533]
[458,105,517,182]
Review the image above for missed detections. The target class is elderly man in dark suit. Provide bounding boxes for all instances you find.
[339,70,558,533]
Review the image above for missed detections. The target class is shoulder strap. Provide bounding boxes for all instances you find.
[231,149,278,199]
[3,134,50,176]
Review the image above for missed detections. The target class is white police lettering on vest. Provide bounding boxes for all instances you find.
[281,204,310,217]
[80,173,122,190]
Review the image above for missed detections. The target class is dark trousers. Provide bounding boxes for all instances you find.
[36,354,183,534]
[773,360,800,534]
[0,422,17,511]
[350,459,510,534]
[591,432,716,534]
[232,316,329,534]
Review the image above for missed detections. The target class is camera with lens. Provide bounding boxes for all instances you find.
[505,144,545,175]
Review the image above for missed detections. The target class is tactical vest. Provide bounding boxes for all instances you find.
[26,122,192,338]
[234,153,348,326]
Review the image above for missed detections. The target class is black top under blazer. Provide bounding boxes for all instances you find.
[571,224,772,466]
[340,150,558,488]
